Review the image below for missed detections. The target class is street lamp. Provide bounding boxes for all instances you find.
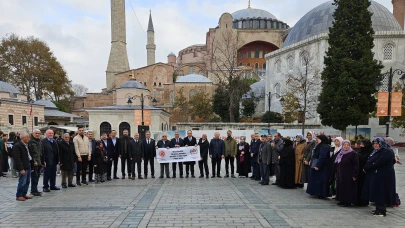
[266,92,284,133]
[375,67,405,137]
[127,93,157,126]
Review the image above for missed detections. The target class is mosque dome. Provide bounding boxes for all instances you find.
[168,52,176,57]
[0,81,20,98]
[283,1,402,47]
[33,99,57,109]
[232,8,277,20]
[176,74,212,83]
[243,80,265,99]
[120,79,147,90]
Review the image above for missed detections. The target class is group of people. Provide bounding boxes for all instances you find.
[0,128,400,217]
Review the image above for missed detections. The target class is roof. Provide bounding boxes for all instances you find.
[148,11,154,32]
[232,8,277,20]
[33,99,58,109]
[283,1,402,47]
[44,109,80,118]
[242,80,265,98]
[120,79,148,90]
[168,52,176,57]
[86,105,171,114]
[176,74,212,83]
[0,81,20,98]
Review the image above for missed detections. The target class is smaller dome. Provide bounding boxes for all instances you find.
[168,52,176,57]
[0,81,20,98]
[120,79,147,89]
[176,74,212,83]
[243,80,265,98]
[232,8,277,20]
[33,99,57,109]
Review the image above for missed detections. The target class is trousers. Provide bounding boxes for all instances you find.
[30,165,41,193]
[131,160,142,176]
[43,163,56,189]
[211,156,221,176]
[260,161,269,184]
[61,169,74,185]
[225,156,235,175]
[160,163,169,177]
[198,156,209,176]
[144,157,155,177]
[172,162,183,177]
[121,155,131,176]
[16,165,31,198]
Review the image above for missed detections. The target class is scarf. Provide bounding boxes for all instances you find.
[369,137,388,157]
[335,140,353,163]
[306,131,315,142]
[333,137,344,155]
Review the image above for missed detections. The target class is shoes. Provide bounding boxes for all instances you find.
[261,183,269,185]
[258,182,263,184]
[217,175,222,178]
[50,187,60,190]
[100,180,105,183]
[225,174,229,178]
[373,212,386,217]
[112,176,118,179]
[186,175,189,178]
[191,175,195,178]
[255,178,261,181]
[144,176,148,179]
[180,176,183,178]
[31,192,42,197]
[211,176,215,178]
[151,176,155,178]
[271,183,278,185]
[199,175,204,178]
[24,195,33,199]
[43,188,50,192]
[206,176,209,179]
[159,176,163,178]
[231,174,236,178]
[62,185,67,189]
[107,178,112,181]
[132,177,135,180]
[77,182,82,186]
[89,179,95,183]
[166,176,170,178]
[81,181,88,185]
[68,184,76,187]
[16,196,26,201]
[138,176,143,179]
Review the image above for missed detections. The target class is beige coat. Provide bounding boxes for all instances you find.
[295,141,307,184]
[73,135,90,157]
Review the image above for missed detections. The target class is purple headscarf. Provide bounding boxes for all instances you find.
[335,140,353,163]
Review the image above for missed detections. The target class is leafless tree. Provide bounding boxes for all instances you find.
[72,83,88,97]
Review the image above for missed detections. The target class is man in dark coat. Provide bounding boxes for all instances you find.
[41,129,60,192]
[100,132,112,181]
[28,129,44,196]
[170,132,184,178]
[142,131,156,178]
[250,133,261,180]
[13,133,34,201]
[278,138,295,188]
[270,133,284,185]
[129,133,144,180]
[198,134,209,178]
[183,130,197,178]
[108,130,120,179]
[119,129,132,179]
[87,131,97,182]
[258,135,271,185]
[7,132,19,178]
[209,132,225,178]
[58,133,76,188]
[156,134,171,178]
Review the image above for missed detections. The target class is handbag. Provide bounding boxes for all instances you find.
[310,158,318,169]
[103,156,109,163]
[240,155,245,162]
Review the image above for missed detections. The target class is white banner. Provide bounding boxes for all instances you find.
[156,146,201,163]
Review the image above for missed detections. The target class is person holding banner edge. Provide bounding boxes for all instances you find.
[209,132,225,178]
[171,132,184,178]
[157,134,171,178]
[183,130,197,178]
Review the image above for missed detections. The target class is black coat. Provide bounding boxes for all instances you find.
[357,144,373,206]
[306,142,331,197]
[278,145,295,188]
[119,136,132,157]
[236,143,251,177]
[108,137,119,158]
[209,139,225,158]
[58,141,76,170]
[183,136,197,165]
[170,138,184,148]
[156,140,171,149]
[94,146,107,175]
[198,138,209,159]
[143,138,156,158]
[335,152,359,204]
[362,147,396,205]
[89,139,97,156]
[129,139,144,162]
[41,138,59,166]
[13,141,31,171]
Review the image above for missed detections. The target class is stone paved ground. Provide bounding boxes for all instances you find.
[0,149,404,228]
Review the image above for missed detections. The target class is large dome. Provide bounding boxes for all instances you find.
[120,79,147,90]
[232,8,277,20]
[283,1,402,47]
[0,81,20,98]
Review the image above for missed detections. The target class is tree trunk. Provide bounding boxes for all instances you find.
[341,128,347,139]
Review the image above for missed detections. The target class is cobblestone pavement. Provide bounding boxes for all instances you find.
[0,150,404,228]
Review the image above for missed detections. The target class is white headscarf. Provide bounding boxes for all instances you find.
[333,137,344,155]
[307,131,315,142]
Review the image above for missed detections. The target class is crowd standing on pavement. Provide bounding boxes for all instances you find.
[0,128,401,217]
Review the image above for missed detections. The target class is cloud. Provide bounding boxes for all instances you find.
[0,0,394,93]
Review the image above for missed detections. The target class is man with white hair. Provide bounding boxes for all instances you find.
[28,129,44,196]
[13,133,34,201]
[42,129,60,192]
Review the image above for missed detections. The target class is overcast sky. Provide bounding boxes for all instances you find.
[0,0,393,92]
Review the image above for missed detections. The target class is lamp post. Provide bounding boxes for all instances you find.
[266,92,284,133]
[375,67,405,137]
[127,93,157,126]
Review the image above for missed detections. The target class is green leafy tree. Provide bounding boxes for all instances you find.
[172,87,189,121]
[241,98,256,117]
[261,111,283,123]
[188,89,214,121]
[317,0,383,134]
[0,33,74,101]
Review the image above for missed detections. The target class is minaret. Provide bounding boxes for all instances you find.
[106,0,130,91]
[393,0,405,29]
[146,10,156,66]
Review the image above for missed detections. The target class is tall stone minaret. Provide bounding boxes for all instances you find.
[106,0,130,91]
[146,10,156,66]
[393,0,405,29]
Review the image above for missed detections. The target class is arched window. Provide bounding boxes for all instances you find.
[274,83,281,96]
[239,63,243,66]
[239,51,244,59]
[255,47,260,58]
[178,70,184,76]
[189,66,195,74]
[247,63,251,67]
[189,89,196,98]
[169,90,174,104]
[262,50,266,58]
[262,63,266,69]
[275,60,281,73]
[198,70,204,76]
[287,56,294,70]
[119,122,130,137]
[99,122,112,137]
[248,50,252,58]
[383,43,394,60]
[255,63,259,68]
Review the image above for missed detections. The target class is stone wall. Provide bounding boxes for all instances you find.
[0,100,44,134]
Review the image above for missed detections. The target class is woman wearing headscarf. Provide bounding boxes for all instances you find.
[306,135,331,198]
[329,137,343,197]
[357,139,373,206]
[278,138,295,189]
[301,131,315,184]
[335,140,359,207]
[94,140,108,183]
[294,134,306,187]
[362,137,396,217]
[236,137,251,178]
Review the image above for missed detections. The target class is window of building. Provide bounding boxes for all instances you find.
[169,90,174,104]
[262,63,266,69]
[262,50,266,58]
[198,70,204,76]
[238,21,242,28]
[22,116,27,125]
[153,82,156,86]
[255,63,259,68]
[144,82,147,86]
[239,63,243,66]
[275,83,281,96]
[100,122,112,137]
[247,63,251,67]
[383,43,394,60]
[82,102,85,108]
[248,50,252,58]
[178,70,184,76]
[287,56,294,70]
[8,115,14,125]
[159,82,161,87]
[276,60,281,73]
[255,47,259,58]
[239,51,244,59]
[154,91,158,98]
[189,66,195,74]
[34,117,38,126]
[189,89,196,98]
